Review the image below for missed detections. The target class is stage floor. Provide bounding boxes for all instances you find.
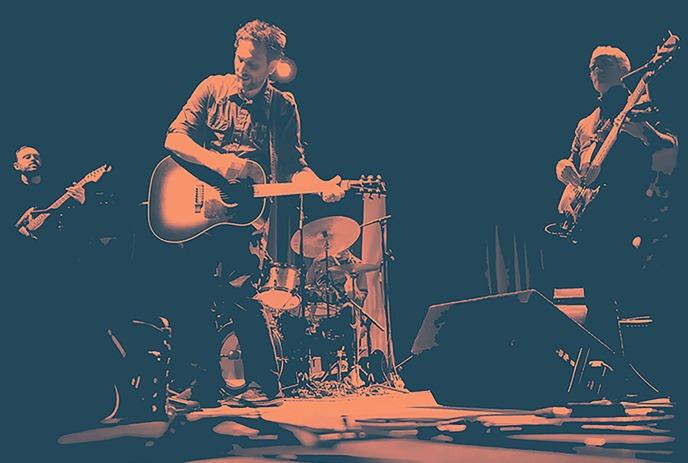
[57,390,676,462]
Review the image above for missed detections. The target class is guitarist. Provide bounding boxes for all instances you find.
[10,145,88,245]
[553,46,678,353]
[161,19,344,408]
[5,144,100,445]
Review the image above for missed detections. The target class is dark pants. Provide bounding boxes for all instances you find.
[579,202,684,400]
[145,226,280,399]
[579,231,642,354]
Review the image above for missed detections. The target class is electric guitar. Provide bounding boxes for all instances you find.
[15,164,112,239]
[546,33,679,242]
[147,155,386,243]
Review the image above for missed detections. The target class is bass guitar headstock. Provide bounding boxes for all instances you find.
[648,31,680,75]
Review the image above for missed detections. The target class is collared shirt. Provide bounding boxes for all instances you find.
[167,74,307,181]
[166,74,310,275]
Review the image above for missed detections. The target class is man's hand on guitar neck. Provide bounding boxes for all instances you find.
[291,168,345,203]
[66,184,86,205]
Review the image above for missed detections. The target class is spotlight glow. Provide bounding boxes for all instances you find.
[273,57,297,83]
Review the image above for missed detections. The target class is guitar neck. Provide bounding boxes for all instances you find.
[252,180,354,198]
[43,176,91,213]
[593,76,650,167]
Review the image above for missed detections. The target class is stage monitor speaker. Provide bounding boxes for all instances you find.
[404,289,657,408]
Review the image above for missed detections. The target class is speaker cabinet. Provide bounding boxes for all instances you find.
[404,290,657,408]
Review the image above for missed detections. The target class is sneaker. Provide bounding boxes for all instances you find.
[169,385,223,411]
[219,388,284,408]
[168,395,202,413]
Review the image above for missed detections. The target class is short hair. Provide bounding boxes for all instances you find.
[235,19,287,62]
[15,145,39,159]
[590,46,631,74]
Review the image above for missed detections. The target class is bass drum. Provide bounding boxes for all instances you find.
[217,321,284,394]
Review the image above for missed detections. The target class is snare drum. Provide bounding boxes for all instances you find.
[255,263,302,310]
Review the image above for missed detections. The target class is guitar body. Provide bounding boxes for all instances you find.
[16,208,51,238]
[552,183,602,241]
[147,156,268,243]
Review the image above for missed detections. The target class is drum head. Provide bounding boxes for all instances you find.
[255,290,301,311]
[256,263,302,310]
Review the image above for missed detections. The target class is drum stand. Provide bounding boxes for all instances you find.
[314,233,350,385]
[342,275,385,388]
[288,206,347,392]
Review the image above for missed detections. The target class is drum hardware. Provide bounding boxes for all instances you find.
[290,215,362,321]
[328,262,380,275]
[315,347,349,384]
[339,271,385,388]
[253,213,397,394]
[294,216,386,388]
[254,263,302,311]
[294,216,346,319]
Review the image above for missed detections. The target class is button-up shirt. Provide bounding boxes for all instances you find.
[168,74,308,182]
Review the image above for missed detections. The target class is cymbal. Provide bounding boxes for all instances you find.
[290,216,360,259]
[329,262,380,274]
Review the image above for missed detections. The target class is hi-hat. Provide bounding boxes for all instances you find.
[290,216,360,259]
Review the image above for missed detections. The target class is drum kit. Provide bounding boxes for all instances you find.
[250,215,386,391]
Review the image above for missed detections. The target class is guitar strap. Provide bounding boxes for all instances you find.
[256,84,277,271]
[264,84,295,265]
[266,85,277,184]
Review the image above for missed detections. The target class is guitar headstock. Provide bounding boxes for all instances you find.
[348,174,387,197]
[83,164,112,185]
[648,31,680,74]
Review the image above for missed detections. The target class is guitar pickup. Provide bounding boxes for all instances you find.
[194,184,204,213]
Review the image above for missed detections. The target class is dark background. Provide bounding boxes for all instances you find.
[2,10,685,363]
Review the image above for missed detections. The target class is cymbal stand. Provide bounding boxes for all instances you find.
[321,230,334,318]
[303,229,346,389]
